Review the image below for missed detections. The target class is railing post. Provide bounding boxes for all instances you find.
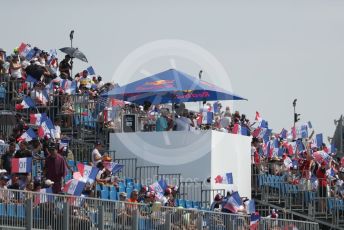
[165,211,171,229]
[98,205,104,230]
[131,208,139,230]
[25,198,33,230]
[196,214,203,230]
[63,202,70,229]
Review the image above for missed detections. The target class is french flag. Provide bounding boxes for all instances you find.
[280,129,288,139]
[59,139,69,151]
[38,117,55,139]
[202,112,213,124]
[311,133,323,148]
[77,163,99,184]
[30,113,46,126]
[103,162,124,174]
[214,172,233,184]
[15,96,36,110]
[223,191,242,213]
[149,179,167,200]
[63,179,86,196]
[291,127,297,140]
[18,43,31,57]
[17,128,37,142]
[247,200,256,214]
[250,213,261,230]
[313,151,331,164]
[86,66,96,75]
[34,187,53,205]
[11,157,32,173]
[213,101,220,113]
[255,111,262,122]
[232,124,249,136]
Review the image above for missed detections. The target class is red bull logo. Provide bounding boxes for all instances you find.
[144,80,175,86]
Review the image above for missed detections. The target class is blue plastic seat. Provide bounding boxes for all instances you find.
[102,186,110,193]
[110,191,117,201]
[126,188,133,197]
[125,178,134,185]
[7,204,16,217]
[109,186,116,192]
[178,199,186,208]
[134,183,142,191]
[0,203,6,216]
[17,204,25,218]
[96,184,102,191]
[101,190,109,200]
[185,200,193,209]
[192,201,201,209]
[118,186,126,193]
[68,160,75,167]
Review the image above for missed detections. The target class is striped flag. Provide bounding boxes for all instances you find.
[17,128,37,142]
[77,163,99,184]
[214,172,233,184]
[11,157,32,173]
[34,188,53,204]
[202,112,213,124]
[30,113,47,126]
[250,213,261,230]
[223,191,242,213]
[15,96,36,110]
[63,179,86,196]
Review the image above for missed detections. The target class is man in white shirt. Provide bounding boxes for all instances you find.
[92,141,103,167]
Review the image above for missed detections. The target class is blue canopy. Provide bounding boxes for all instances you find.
[104,69,247,104]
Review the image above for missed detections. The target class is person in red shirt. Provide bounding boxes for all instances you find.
[316,161,328,212]
[44,143,67,194]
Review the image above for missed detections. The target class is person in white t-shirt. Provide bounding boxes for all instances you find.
[92,141,103,167]
[54,118,62,141]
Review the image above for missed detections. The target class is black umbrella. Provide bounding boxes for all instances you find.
[59,47,88,62]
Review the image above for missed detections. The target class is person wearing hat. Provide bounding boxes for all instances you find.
[119,192,127,202]
[44,143,66,194]
[92,141,103,168]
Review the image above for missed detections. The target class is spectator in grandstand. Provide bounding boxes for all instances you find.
[160,187,173,206]
[210,193,223,211]
[92,141,103,168]
[119,192,127,202]
[59,55,72,78]
[54,118,62,141]
[1,142,16,173]
[175,109,192,131]
[138,186,149,202]
[96,164,112,185]
[33,178,42,191]
[97,76,104,89]
[156,110,168,131]
[14,141,32,158]
[44,143,67,194]
[316,161,328,212]
[128,189,139,203]
[9,54,22,79]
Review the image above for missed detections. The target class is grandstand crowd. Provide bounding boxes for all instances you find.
[0,43,343,229]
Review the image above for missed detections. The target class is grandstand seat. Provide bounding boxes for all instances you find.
[125,178,134,185]
[109,186,116,192]
[139,218,152,229]
[102,186,110,193]
[118,181,126,188]
[0,203,6,216]
[96,184,102,192]
[89,211,98,226]
[328,198,335,213]
[17,204,25,218]
[192,201,201,209]
[118,185,126,193]
[134,183,142,191]
[101,190,109,200]
[110,191,117,201]
[127,182,134,188]
[33,207,40,219]
[336,199,344,211]
[126,187,133,197]
[177,199,186,208]
[7,204,16,217]
[185,200,193,209]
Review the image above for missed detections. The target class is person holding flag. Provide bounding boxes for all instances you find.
[44,143,67,194]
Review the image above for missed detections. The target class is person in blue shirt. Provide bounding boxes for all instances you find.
[156,110,168,131]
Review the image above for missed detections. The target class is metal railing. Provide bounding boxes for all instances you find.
[135,166,160,185]
[178,181,203,202]
[113,158,137,179]
[0,188,320,230]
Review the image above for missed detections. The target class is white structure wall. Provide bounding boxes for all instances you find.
[109,130,251,198]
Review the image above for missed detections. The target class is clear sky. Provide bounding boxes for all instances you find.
[2,0,343,140]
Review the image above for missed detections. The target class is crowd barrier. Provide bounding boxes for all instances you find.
[0,188,319,230]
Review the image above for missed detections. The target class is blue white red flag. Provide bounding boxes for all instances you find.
[150,179,167,200]
[259,120,268,129]
[202,112,213,124]
[213,102,220,113]
[223,191,242,213]
[103,162,124,174]
[232,124,248,136]
[313,151,331,165]
[86,66,96,75]
[250,213,261,230]
[77,163,99,184]
[247,200,256,214]
[38,117,55,139]
[11,157,32,173]
[17,128,37,142]
[15,96,36,110]
[255,111,262,122]
[307,121,313,129]
[214,172,233,184]
[34,188,53,205]
[63,179,86,196]
[30,113,47,126]
[296,139,305,152]
[280,129,288,139]
[312,134,323,148]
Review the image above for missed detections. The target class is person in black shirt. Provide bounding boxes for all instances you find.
[1,143,16,173]
[59,55,72,78]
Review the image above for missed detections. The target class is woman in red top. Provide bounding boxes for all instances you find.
[316,161,328,212]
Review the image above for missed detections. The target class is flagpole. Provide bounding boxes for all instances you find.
[69,30,74,77]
